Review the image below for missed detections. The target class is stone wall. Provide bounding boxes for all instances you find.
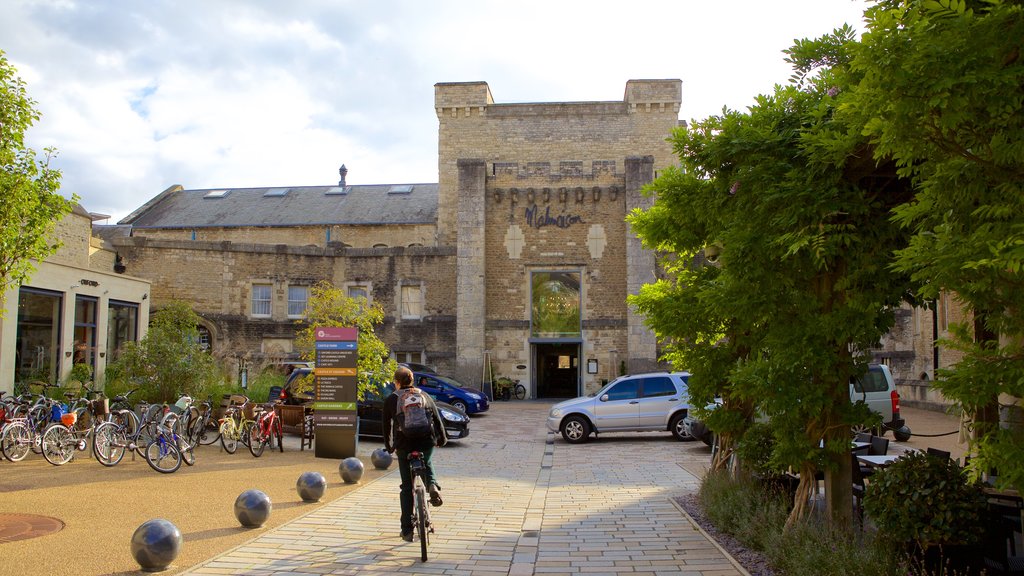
[131,223,437,249]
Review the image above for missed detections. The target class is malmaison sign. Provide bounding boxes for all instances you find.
[524,204,584,230]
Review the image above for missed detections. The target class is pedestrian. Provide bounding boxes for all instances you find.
[383,365,447,542]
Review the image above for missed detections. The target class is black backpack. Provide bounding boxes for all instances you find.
[395,387,434,439]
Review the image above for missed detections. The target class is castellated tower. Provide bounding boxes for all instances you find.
[434,80,683,390]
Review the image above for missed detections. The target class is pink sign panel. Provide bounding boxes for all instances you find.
[315,327,358,341]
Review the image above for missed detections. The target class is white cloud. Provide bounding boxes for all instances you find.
[5,0,867,222]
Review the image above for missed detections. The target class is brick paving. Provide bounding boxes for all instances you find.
[182,401,747,575]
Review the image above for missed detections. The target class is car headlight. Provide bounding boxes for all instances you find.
[439,408,467,422]
[549,408,562,418]
[467,393,482,400]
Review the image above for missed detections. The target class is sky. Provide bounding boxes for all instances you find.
[3,0,869,224]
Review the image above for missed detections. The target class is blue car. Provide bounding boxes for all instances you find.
[413,372,489,415]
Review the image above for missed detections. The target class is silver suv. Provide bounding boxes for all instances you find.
[546,372,692,444]
[685,363,911,446]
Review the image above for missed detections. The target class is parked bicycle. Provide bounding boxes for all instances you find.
[186,397,220,446]
[248,403,283,457]
[144,410,194,473]
[492,377,526,401]
[218,396,256,454]
[38,397,107,466]
[92,400,166,466]
[408,450,435,562]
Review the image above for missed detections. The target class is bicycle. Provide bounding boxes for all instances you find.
[248,403,283,457]
[493,378,526,401]
[92,401,166,466]
[218,396,256,454]
[144,411,184,473]
[39,398,107,466]
[408,450,434,562]
[0,397,53,461]
[186,398,220,446]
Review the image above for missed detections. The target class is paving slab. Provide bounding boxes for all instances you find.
[182,401,748,575]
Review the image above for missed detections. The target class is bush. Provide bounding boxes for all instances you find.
[864,451,987,549]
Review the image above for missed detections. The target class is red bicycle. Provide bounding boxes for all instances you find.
[248,403,284,457]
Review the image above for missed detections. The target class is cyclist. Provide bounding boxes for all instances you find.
[383,365,447,542]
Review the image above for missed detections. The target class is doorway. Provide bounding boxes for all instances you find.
[534,343,580,399]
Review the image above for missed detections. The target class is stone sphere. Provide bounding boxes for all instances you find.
[296,471,327,502]
[370,448,393,470]
[339,457,364,483]
[234,489,272,528]
[130,518,182,572]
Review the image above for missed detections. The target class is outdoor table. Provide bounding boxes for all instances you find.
[856,454,901,468]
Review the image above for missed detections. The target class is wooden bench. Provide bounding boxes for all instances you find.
[275,404,313,450]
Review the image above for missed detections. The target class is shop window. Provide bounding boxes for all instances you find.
[252,284,272,317]
[74,296,98,371]
[531,271,581,338]
[288,286,308,318]
[401,285,423,319]
[107,301,139,360]
[15,288,62,384]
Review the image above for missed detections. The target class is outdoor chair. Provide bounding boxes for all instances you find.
[851,452,867,528]
[868,435,889,456]
[926,447,951,460]
[854,432,873,443]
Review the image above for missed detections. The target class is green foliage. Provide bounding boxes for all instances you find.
[293,281,396,400]
[67,363,93,385]
[105,301,220,402]
[697,469,901,576]
[629,25,914,525]
[734,422,779,479]
[849,0,1024,489]
[864,451,987,548]
[0,50,77,314]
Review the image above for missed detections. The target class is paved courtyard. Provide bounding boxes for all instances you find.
[183,401,745,575]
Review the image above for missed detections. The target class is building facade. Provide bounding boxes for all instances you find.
[108,80,683,398]
[0,205,151,394]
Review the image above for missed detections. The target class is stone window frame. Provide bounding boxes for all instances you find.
[343,281,373,305]
[250,282,273,318]
[399,281,424,321]
[287,285,309,319]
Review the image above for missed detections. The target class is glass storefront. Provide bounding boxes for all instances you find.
[74,296,98,370]
[107,300,139,360]
[15,288,63,384]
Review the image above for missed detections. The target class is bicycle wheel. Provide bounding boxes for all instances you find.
[415,484,429,562]
[177,435,195,466]
[1,421,31,462]
[145,438,182,473]
[219,420,238,454]
[93,422,127,467]
[240,420,256,448]
[41,424,75,466]
[248,424,266,457]
[513,383,526,400]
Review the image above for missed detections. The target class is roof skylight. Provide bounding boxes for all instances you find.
[204,190,229,198]
[388,185,413,194]
[263,188,289,197]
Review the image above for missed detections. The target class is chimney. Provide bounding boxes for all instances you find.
[338,164,348,186]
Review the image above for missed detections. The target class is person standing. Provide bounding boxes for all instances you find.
[383,365,447,542]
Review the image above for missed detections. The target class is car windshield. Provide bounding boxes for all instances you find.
[432,375,465,389]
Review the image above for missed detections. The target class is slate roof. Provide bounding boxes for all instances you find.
[119,184,439,228]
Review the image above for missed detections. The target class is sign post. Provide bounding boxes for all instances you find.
[313,327,358,459]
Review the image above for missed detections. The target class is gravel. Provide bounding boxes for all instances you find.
[675,493,777,576]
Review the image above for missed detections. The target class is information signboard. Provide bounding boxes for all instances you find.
[313,327,358,458]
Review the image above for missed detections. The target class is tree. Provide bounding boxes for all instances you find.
[848,0,1024,490]
[106,301,220,402]
[0,50,76,313]
[293,281,396,399]
[629,26,915,528]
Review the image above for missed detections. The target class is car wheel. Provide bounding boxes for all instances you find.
[851,424,879,437]
[560,415,591,444]
[893,426,912,442]
[451,400,467,413]
[670,413,695,441]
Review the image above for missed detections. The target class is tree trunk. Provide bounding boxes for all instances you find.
[824,446,853,530]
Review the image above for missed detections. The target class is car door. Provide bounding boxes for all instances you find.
[416,375,448,403]
[592,378,641,430]
[850,365,891,421]
[357,381,389,438]
[636,376,684,428]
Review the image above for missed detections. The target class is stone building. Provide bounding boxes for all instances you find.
[107,80,684,398]
[0,205,151,395]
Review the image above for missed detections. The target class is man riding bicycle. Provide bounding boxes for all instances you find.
[383,365,447,542]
